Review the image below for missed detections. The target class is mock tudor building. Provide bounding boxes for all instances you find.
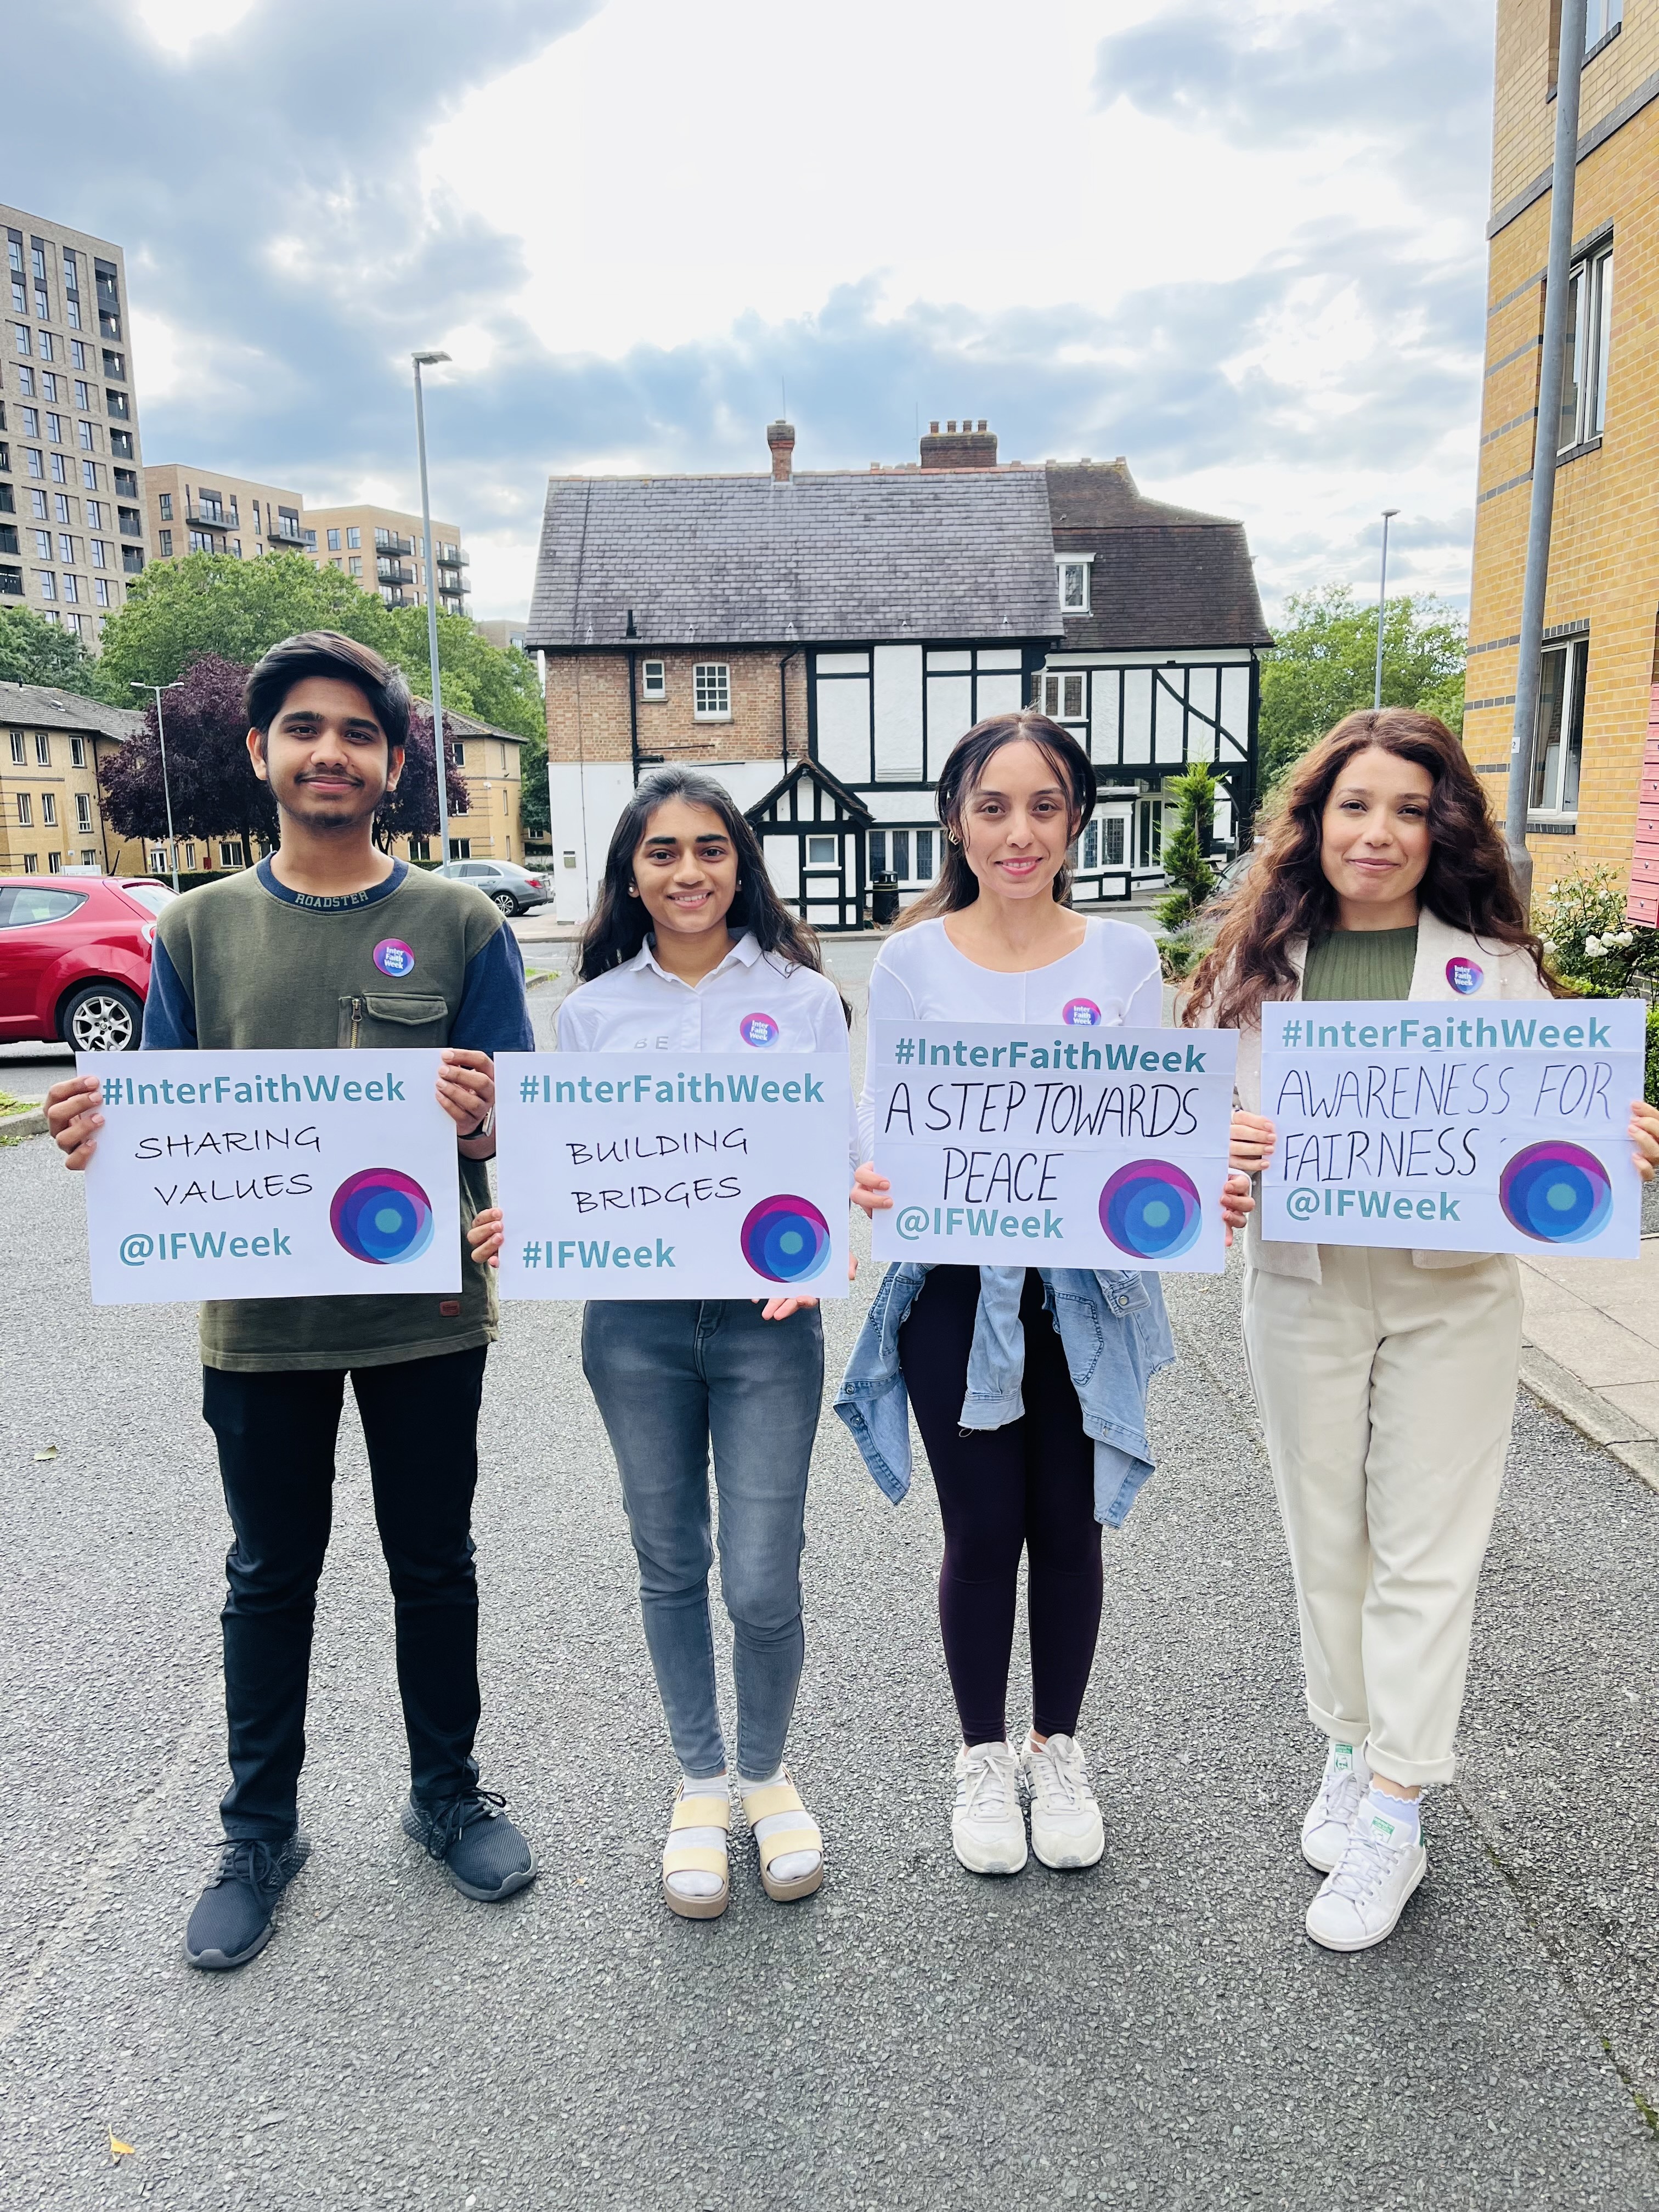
[527,421,1268,927]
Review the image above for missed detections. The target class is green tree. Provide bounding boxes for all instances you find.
[1260,585,1466,788]
[92,552,392,699]
[1154,763,1217,932]
[0,603,100,696]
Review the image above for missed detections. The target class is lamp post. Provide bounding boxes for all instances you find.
[1505,0,1588,909]
[1373,509,1400,712]
[131,680,182,893]
[412,349,452,867]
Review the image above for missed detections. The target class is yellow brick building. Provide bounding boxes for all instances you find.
[1466,0,1659,898]
[0,680,145,874]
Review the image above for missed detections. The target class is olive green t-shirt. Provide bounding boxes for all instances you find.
[144,859,533,1373]
[1301,925,1419,1004]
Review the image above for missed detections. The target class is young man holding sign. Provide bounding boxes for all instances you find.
[46,632,537,1968]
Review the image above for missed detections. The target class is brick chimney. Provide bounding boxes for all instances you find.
[920,417,997,470]
[767,419,795,482]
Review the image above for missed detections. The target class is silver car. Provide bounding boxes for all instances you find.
[435,859,553,916]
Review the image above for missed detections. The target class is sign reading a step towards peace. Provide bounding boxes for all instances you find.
[1259,997,1646,1259]
[76,1051,462,1304]
[868,1022,1238,1274]
[493,1052,851,1300]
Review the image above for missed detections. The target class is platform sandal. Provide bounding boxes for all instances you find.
[662,1785,731,1921]
[741,1770,825,1903]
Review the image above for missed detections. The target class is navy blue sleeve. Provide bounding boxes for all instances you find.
[140,935,197,1049]
[451,923,534,1054]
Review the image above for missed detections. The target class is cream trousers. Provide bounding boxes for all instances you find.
[1241,1244,1523,1787]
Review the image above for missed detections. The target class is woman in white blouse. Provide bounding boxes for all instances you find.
[472,769,848,1920]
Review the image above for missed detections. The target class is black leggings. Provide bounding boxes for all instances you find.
[898,1267,1104,1746]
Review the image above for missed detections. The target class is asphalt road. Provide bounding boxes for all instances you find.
[1,967,1656,2210]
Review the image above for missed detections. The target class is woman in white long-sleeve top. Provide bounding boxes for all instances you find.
[1186,708,1659,1952]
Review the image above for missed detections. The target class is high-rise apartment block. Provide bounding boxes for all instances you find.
[0,203,148,641]
[143,464,306,565]
[303,503,469,613]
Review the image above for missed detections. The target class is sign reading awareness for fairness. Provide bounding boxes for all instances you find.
[1259,998,1645,1258]
[869,1022,1238,1274]
[77,1050,461,1303]
[494,1052,851,1300]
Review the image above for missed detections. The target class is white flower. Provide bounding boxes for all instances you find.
[1584,935,1605,956]
[1618,931,1635,947]
[1540,937,1556,955]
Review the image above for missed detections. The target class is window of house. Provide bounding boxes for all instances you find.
[1042,672,1087,720]
[61,574,78,604]
[641,660,666,700]
[182,843,197,871]
[348,555,362,577]
[219,839,244,868]
[448,838,471,860]
[71,338,86,370]
[916,829,935,881]
[40,792,57,826]
[1585,0,1623,50]
[14,325,30,356]
[15,792,31,825]
[75,791,92,832]
[20,408,38,438]
[70,735,85,766]
[8,731,23,764]
[327,528,341,551]
[157,530,173,557]
[693,663,731,719]
[1057,558,1092,614]
[1531,637,1588,815]
[83,462,100,490]
[158,492,172,520]
[347,527,360,549]
[1559,241,1613,452]
[806,834,837,865]
[36,570,54,599]
[94,575,110,606]
[409,837,431,861]
[149,849,167,873]
[32,530,50,559]
[77,420,92,450]
[18,366,33,397]
[450,741,465,766]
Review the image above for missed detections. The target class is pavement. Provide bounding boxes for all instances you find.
[1,955,1657,2209]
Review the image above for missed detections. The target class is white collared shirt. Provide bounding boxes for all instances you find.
[558,930,857,1167]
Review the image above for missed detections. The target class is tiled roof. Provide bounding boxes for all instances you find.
[1048,463,1272,651]
[0,682,147,738]
[419,701,527,745]
[527,470,1063,651]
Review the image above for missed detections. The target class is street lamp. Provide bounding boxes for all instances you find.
[1373,510,1400,712]
[131,680,183,893]
[412,350,452,869]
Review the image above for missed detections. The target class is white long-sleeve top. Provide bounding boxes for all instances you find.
[557,929,858,1171]
[857,913,1164,1162]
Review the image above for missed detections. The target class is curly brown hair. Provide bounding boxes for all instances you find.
[1183,708,1558,1031]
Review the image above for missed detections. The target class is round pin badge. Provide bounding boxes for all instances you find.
[374,938,416,978]
[1063,998,1102,1027]
[740,1012,779,1048]
[1446,957,1483,996]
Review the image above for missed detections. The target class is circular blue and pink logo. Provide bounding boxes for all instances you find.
[1099,1160,1203,1262]
[1446,957,1483,996]
[740,1012,779,1048]
[741,1193,831,1283]
[330,1168,436,1265]
[1063,998,1102,1027]
[374,938,416,978]
[1499,1141,1612,1245]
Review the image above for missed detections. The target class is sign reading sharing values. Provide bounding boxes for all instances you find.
[494,1053,851,1300]
[78,1051,461,1304]
[1260,998,1645,1258]
[870,1022,1238,1274]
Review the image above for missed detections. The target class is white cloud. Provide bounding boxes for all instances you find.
[131,0,260,57]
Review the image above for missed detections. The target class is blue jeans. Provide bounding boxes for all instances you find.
[582,1298,824,1780]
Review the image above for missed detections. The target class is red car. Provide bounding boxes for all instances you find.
[0,874,176,1053]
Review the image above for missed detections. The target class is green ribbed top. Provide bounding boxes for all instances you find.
[1301,925,1419,1003]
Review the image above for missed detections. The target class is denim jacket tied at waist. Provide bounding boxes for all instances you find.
[832,1264,1175,1530]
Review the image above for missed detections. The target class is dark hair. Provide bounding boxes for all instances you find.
[1184,707,1559,1031]
[578,766,849,1019]
[245,630,412,753]
[898,709,1096,927]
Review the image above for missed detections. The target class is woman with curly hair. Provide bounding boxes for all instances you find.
[1186,708,1659,1952]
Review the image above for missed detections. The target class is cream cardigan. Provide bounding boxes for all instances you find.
[1199,907,1555,1283]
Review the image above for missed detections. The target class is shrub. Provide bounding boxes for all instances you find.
[1534,863,1659,998]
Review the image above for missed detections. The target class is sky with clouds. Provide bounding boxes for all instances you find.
[19,1,1496,625]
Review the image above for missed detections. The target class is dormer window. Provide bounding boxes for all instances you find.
[1057,555,1093,614]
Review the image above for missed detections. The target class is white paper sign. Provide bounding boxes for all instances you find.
[494,1052,851,1300]
[1259,998,1645,1257]
[869,1020,1238,1274]
[78,1050,462,1303]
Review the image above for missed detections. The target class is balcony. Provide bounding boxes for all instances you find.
[0,566,22,596]
[381,588,416,609]
[267,518,303,546]
[105,391,129,420]
[377,560,414,586]
[436,546,469,569]
[117,508,143,537]
[373,532,414,558]
[439,582,469,605]
[186,506,233,533]
[121,546,144,574]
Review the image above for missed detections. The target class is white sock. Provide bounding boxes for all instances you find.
[666,1771,728,1901]
[1362,1786,1421,1846]
[738,1765,821,1886]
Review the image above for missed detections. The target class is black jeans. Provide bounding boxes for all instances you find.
[898,1267,1103,1746]
[201,1347,488,1841]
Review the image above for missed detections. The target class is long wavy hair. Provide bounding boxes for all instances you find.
[578,766,848,1019]
[1184,708,1558,1031]
[898,710,1096,928]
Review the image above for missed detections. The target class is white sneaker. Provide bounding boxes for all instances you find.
[952,1741,1027,1875]
[1019,1732,1105,1870]
[1306,1802,1427,1952]
[1301,1745,1370,1874]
